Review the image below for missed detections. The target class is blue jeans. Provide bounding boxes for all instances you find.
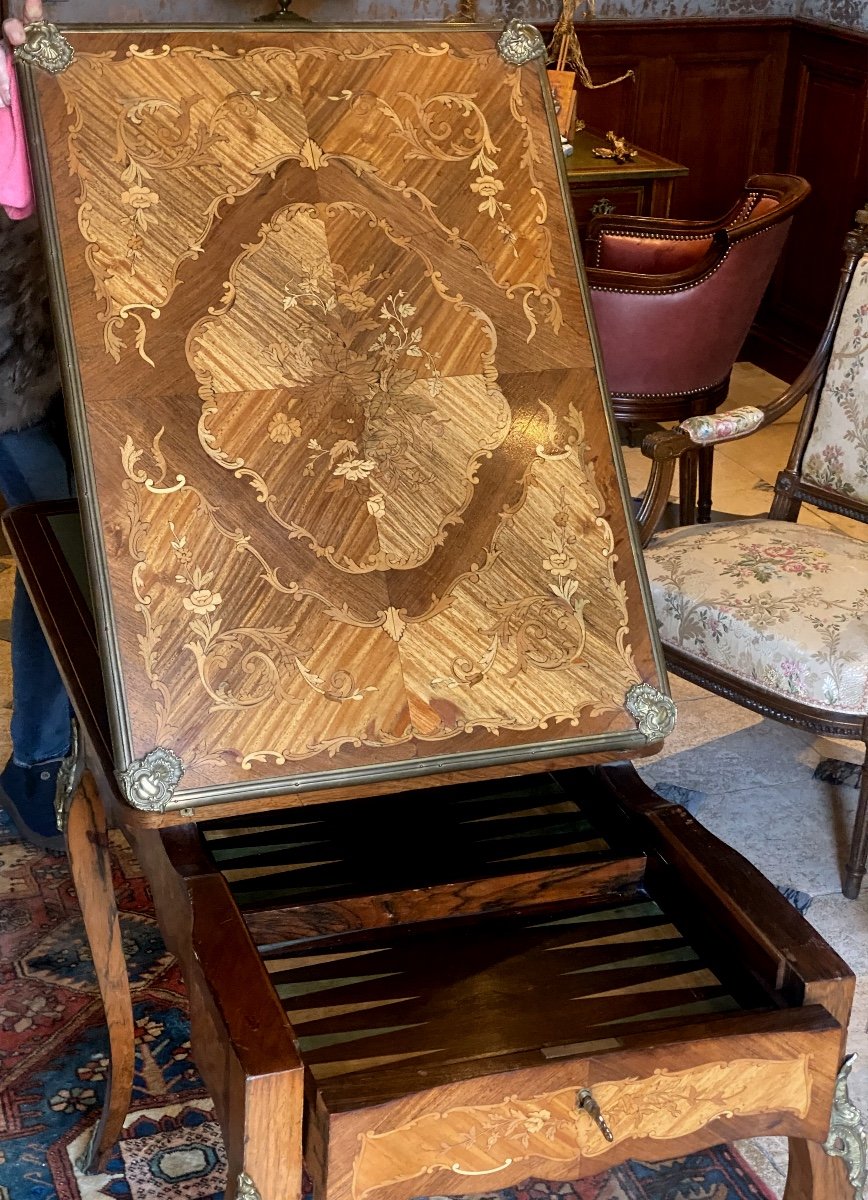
[0,413,73,766]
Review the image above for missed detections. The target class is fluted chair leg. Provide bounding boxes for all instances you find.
[697,446,715,523]
[843,743,868,899]
[678,451,698,525]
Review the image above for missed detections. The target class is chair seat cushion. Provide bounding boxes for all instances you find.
[645,519,868,715]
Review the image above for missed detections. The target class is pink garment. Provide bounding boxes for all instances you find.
[0,46,35,220]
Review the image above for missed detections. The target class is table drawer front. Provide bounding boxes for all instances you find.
[570,185,645,229]
[336,1014,841,1200]
[353,1056,806,1199]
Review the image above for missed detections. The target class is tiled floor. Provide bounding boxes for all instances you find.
[624,362,868,1196]
[0,362,864,1197]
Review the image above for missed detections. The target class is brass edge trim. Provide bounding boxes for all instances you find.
[536,57,672,713]
[824,1054,868,1199]
[624,682,677,741]
[30,21,504,32]
[118,747,185,812]
[18,67,138,778]
[163,727,648,810]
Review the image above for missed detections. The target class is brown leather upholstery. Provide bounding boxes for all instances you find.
[584,174,810,522]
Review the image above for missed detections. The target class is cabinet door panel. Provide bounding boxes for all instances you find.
[663,54,771,218]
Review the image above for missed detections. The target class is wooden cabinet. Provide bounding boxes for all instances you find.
[574,19,789,221]
[565,126,687,237]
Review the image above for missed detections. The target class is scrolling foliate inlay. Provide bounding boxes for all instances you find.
[58,38,561,357]
[119,391,642,772]
[36,28,666,795]
[352,1057,813,1200]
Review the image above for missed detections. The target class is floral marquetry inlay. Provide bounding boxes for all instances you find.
[351,1057,813,1200]
[30,26,666,803]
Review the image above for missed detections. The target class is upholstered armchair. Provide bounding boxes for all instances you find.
[585,174,810,524]
[634,210,868,898]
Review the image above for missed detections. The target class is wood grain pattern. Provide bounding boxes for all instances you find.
[262,895,743,1101]
[1,492,851,1200]
[28,28,664,805]
[1,499,661,832]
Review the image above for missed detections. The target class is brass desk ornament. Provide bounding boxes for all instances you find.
[445,0,478,22]
[592,130,639,163]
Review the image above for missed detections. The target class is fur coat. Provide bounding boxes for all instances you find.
[0,210,60,435]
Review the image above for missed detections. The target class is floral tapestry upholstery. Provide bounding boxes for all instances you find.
[646,520,868,714]
[802,253,868,503]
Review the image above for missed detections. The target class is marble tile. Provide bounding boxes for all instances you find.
[808,506,868,543]
[693,456,774,520]
[638,696,822,795]
[808,733,865,767]
[726,363,798,416]
[621,443,658,501]
[668,673,712,703]
[694,775,859,896]
[808,889,868,986]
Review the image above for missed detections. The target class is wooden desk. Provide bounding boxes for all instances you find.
[566,126,688,237]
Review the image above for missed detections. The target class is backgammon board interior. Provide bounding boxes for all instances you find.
[22,23,670,810]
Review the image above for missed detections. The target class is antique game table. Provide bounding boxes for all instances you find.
[6,16,864,1200]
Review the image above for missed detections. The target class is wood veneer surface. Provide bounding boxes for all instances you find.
[28,28,664,804]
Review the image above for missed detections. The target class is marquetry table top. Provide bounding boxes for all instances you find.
[22,22,671,811]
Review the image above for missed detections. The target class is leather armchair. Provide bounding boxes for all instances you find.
[585,174,810,524]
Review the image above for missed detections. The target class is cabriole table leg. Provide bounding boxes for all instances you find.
[64,770,136,1171]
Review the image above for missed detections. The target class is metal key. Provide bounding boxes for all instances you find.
[576,1088,614,1142]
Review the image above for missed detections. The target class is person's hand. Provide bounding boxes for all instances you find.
[1,1,44,106]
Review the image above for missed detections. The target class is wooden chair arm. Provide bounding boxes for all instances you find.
[585,200,751,248]
[634,429,691,546]
[585,235,726,293]
[632,356,825,547]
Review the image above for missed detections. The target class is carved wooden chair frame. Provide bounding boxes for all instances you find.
[634,210,868,899]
